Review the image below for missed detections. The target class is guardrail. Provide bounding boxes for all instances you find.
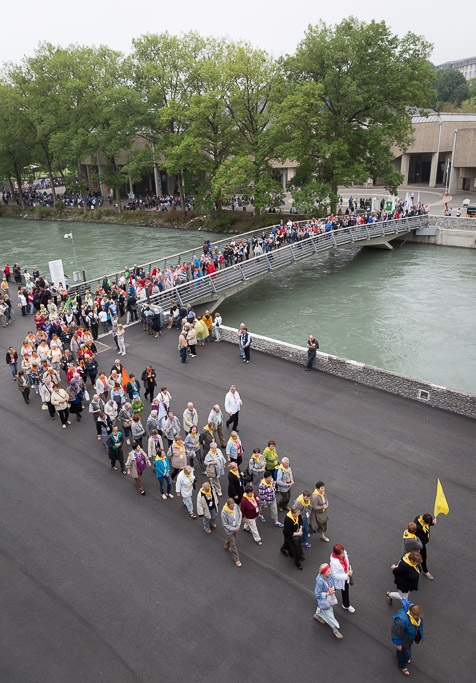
[138,214,428,312]
[68,214,428,298]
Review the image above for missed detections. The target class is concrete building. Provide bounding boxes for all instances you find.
[392,113,476,194]
[436,56,476,80]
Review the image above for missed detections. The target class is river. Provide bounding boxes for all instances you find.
[1,218,475,394]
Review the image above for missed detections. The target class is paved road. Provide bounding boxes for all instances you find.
[0,315,475,682]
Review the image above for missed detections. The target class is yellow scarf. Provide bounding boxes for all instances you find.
[407,611,421,627]
[286,510,299,525]
[277,464,291,473]
[200,487,212,499]
[173,440,184,453]
[402,553,420,572]
[418,516,429,534]
[230,469,239,478]
[243,492,256,503]
[185,470,193,481]
[297,494,310,507]
[224,503,234,514]
[231,436,239,443]
[252,453,262,461]
[204,425,214,434]
[261,477,273,487]
[403,530,417,540]
[155,455,166,462]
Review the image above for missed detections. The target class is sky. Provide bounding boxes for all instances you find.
[1,0,474,67]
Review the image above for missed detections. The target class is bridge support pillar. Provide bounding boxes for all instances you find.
[364,241,394,250]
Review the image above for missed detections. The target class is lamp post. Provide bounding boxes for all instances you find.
[64,232,80,282]
[448,128,459,195]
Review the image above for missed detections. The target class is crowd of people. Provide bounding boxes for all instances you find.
[3,237,437,674]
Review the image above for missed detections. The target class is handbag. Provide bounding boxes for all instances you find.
[41,402,49,411]
[84,389,90,402]
[205,464,217,478]
[349,574,355,586]
[123,420,132,428]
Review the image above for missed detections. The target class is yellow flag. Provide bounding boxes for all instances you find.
[433,479,449,518]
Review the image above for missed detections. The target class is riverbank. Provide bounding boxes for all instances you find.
[0,204,301,234]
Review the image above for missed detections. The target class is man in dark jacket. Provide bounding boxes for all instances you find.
[391,600,424,676]
[386,551,422,605]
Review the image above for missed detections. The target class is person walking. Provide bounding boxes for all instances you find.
[313,564,343,639]
[248,447,267,486]
[116,323,126,355]
[40,377,57,420]
[89,394,105,440]
[240,485,262,545]
[240,327,251,363]
[184,425,202,471]
[208,404,226,448]
[176,465,197,518]
[168,434,187,481]
[310,481,330,542]
[258,472,284,527]
[401,522,423,555]
[118,401,133,445]
[294,490,312,549]
[204,442,226,496]
[280,505,305,570]
[5,346,18,380]
[276,457,294,512]
[391,600,424,676]
[131,413,146,448]
[227,462,244,503]
[386,551,422,606]
[106,425,126,474]
[154,447,174,499]
[224,385,242,430]
[262,440,279,478]
[178,328,188,363]
[50,383,71,428]
[413,514,437,580]
[305,335,319,371]
[221,498,243,567]
[141,366,157,403]
[197,481,219,533]
[162,411,181,449]
[183,402,199,434]
[226,431,244,468]
[125,442,151,495]
[17,370,31,403]
[330,544,355,613]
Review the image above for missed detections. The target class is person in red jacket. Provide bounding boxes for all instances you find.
[240,485,262,545]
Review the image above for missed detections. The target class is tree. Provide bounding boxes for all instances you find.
[281,19,434,213]
[0,84,38,208]
[435,69,470,106]
[212,42,285,214]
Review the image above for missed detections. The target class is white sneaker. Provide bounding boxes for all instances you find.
[343,605,355,613]
[162,494,167,500]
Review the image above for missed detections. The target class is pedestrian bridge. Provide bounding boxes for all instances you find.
[71,215,429,312]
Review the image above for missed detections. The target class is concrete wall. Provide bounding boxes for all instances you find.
[219,326,476,420]
[401,215,476,248]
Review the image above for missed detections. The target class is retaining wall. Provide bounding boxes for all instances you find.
[403,215,476,248]
[219,326,476,420]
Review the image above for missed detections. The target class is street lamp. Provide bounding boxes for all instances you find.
[448,129,459,196]
[64,232,81,282]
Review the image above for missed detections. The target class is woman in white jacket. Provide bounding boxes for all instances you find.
[175,466,197,518]
[329,544,355,613]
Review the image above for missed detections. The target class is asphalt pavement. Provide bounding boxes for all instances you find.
[0,314,475,683]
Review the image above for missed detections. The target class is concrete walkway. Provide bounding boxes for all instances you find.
[0,314,474,682]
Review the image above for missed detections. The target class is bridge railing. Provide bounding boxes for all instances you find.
[69,213,427,297]
[140,214,428,311]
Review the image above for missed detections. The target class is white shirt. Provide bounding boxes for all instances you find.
[225,390,242,415]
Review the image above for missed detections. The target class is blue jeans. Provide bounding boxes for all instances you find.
[158,475,172,495]
[301,518,309,545]
[203,508,217,530]
[9,363,18,378]
[180,347,187,363]
[396,648,412,670]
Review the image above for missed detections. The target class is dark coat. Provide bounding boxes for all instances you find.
[227,472,244,502]
[393,559,421,593]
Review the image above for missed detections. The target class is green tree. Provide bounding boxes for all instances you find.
[0,83,38,208]
[212,42,285,214]
[435,69,470,106]
[282,19,434,213]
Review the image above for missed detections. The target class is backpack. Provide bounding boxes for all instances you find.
[242,467,253,485]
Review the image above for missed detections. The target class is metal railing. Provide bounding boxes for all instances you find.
[137,214,429,311]
[69,214,428,298]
